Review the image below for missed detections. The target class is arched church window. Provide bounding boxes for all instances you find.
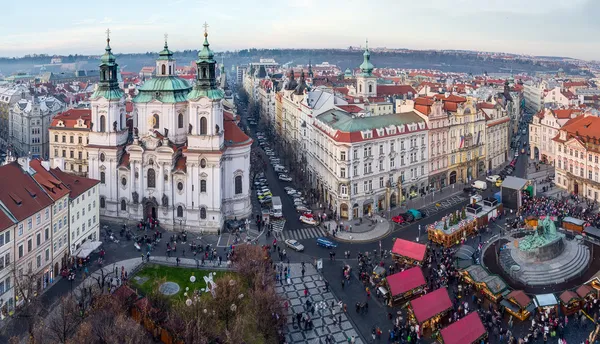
[178,113,184,129]
[100,172,106,184]
[102,70,107,81]
[234,175,243,195]
[169,66,172,75]
[100,197,106,208]
[100,153,105,162]
[177,206,183,217]
[200,179,207,192]
[120,113,124,130]
[359,84,362,93]
[200,117,207,135]
[161,64,166,75]
[368,84,373,93]
[200,207,207,219]
[100,115,106,132]
[200,159,207,168]
[202,68,207,79]
[120,199,127,211]
[153,114,160,129]
[147,168,156,188]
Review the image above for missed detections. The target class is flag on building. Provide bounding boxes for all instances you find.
[476,131,481,145]
[459,135,465,148]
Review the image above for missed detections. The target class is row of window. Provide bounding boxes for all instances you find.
[54,149,88,160]
[340,169,423,196]
[54,134,88,144]
[17,227,50,259]
[106,171,244,195]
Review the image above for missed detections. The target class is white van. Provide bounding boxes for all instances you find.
[472,180,487,190]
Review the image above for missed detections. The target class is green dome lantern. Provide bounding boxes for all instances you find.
[158,34,174,61]
[197,28,215,63]
[359,39,374,77]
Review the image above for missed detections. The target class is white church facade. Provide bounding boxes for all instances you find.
[86,31,252,233]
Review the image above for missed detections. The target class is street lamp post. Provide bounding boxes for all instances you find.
[417,224,421,242]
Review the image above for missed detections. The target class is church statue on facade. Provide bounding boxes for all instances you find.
[86,26,253,233]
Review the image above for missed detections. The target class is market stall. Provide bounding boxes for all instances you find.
[74,241,103,259]
[460,265,509,303]
[408,287,453,336]
[534,293,558,315]
[500,290,535,321]
[559,290,581,316]
[454,245,476,269]
[383,267,426,306]
[391,238,427,266]
[562,217,586,233]
[427,213,478,248]
[576,284,596,301]
[439,312,487,344]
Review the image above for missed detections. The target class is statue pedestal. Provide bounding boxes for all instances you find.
[516,235,564,262]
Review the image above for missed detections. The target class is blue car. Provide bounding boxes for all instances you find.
[316,237,337,249]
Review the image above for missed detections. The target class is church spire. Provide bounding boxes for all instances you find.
[187,22,224,100]
[308,59,314,78]
[359,38,374,76]
[92,28,124,100]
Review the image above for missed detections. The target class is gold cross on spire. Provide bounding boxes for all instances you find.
[164,33,168,43]
[106,28,111,40]
[203,22,209,37]
[365,38,368,49]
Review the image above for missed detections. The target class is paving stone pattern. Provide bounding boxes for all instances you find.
[277,263,364,344]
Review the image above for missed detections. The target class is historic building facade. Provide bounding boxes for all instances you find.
[86,32,252,233]
[49,109,92,176]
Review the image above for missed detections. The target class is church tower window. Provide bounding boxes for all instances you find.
[100,197,106,208]
[147,169,156,188]
[200,207,207,219]
[100,115,106,132]
[177,206,183,217]
[200,117,207,135]
[368,84,373,93]
[100,172,106,184]
[178,113,184,129]
[359,84,362,93]
[234,176,243,195]
[120,200,126,211]
[161,64,166,75]
[200,179,207,192]
[153,114,160,129]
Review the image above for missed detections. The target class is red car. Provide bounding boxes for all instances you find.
[392,216,405,224]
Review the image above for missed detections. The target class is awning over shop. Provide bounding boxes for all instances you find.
[584,226,600,240]
[506,290,532,309]
[392,238,427,262]
[74,241,102,258]
[559,290,580,304]
[563,217,586,226]
[440,312,486,344]
[455,245,476,260]
[534,293,558,308]
[410,287,452,324]
[463,265,508,296]
[363,199,374,205]
[387,267,426,297]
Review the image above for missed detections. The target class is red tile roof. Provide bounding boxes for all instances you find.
[333,87,349,95]
[553,115,600,143]
[386,267,426,297]
[29,159,70,201]
[224,119,252,147]
[487,117,510,127]
[506,290,531,308]
[564,81,588,88]
[50,168,100,199]
[576,285,594,298]
[0,162,54,222]
[409,287,452,323]
[434,94,467,103]
[377,85,416,97]
[391,238,427,261]
[336,105,364,113]
[50,109,91,128]
[440,312,486,344]
[476,102,496,110]
[0,209,15,232]
[562,90,577,100]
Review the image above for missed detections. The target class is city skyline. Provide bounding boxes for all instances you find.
[1,0,599,60]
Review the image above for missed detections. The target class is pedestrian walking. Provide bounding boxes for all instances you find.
[176,257,180,266]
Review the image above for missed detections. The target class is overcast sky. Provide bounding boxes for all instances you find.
[1,0,598,60]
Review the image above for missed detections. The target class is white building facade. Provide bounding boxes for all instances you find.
[86,33,252,233]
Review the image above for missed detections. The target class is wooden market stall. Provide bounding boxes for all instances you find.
[439,312,487,344]
[577,284,596,302]
[524,216,538,228]
[391,238,427,266]
[461,265,509,303]
[427,215,477,248]
[559,290,581,316]
[383,267,427,306]
[500,290,535,321]
[562,217,586,233]
[534,293,559,315]
[408,287,453,337]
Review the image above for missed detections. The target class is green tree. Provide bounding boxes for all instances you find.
[461,207,466,220]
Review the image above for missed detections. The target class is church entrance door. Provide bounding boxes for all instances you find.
[145,203,157,220]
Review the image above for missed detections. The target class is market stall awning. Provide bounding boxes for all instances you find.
[74,241,102,258]
[506,290,532,309]
[440,312,486,344]
[534,293,558,308]
[410,287,452,324]
[559,290,580,305]
[563,217,585,226]
[584,226,600,240]
[392,238,427,262]
[387,267,426,297]
[455,245,475,260]
[577,285,594,298]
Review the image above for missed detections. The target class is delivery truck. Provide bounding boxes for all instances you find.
[271,196,283,218]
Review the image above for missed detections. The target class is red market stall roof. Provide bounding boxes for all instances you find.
[392,238,427,262]
[440,312,486,344]
[577,285,594,298]
[410,287,452,323]
[387,267,426,297]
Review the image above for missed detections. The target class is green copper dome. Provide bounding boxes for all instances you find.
[359,39,374,76]
[344,68,352,76]
[133,76,191,103]
[197,32,215,62]
[157,40,174,61]
[100,38,117,66]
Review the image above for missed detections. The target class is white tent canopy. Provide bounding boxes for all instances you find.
[74,241,103,258]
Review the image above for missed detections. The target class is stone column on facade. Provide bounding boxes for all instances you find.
[129,160,135,202]
[138,161,144,208]
[186,162,193,209]
[158,162,165,206]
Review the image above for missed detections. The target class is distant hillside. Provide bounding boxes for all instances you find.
[0,49,588,77]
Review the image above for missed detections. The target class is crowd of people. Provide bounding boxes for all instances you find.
[519,192,599,227]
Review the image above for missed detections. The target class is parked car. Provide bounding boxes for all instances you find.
[486,175,500,183]
[392,216,405,224]
[286,189,297,195]
[463,186,475,194]
[278,174,292,182]
[285,239,304,252]
[295,205,310,213]
[316,237,337,249]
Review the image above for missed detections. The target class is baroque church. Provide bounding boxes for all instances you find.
[86,30,252,233]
